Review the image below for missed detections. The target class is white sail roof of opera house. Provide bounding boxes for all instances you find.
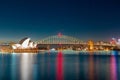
[12,37,37,49]
[19,37,31,48]
[12,44,21,49]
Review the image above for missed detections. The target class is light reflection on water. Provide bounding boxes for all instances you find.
[20,53,34,80]
[11,53,17,80]
[0,52,120,80]
[110,56,117,80]
[88,56,94,80]
[56,52,64,80]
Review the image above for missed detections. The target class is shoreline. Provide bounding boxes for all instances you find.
[0,49,119,55]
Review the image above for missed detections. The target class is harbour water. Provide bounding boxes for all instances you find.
[0,52,120,80]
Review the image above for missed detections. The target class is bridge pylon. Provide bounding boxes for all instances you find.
[88,40,94,51]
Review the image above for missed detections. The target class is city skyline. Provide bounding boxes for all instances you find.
[0,0,120,41]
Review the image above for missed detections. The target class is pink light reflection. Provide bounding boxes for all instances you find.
[110,56,117,80]
[56,51,64,80]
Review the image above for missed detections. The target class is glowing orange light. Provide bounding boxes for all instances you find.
[88,40,94,51]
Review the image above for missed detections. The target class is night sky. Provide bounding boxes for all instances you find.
[0,0,120,41]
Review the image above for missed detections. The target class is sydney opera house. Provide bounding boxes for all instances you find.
[11,38,38,52]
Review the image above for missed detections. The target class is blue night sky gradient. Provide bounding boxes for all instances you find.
[0,0,120,41]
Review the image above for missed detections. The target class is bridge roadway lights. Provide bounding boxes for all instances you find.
[38,44,115,51]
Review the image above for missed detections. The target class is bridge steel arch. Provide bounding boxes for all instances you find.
[37,35,85,45]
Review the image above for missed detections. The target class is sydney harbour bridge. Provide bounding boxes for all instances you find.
[36,34,115,50]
